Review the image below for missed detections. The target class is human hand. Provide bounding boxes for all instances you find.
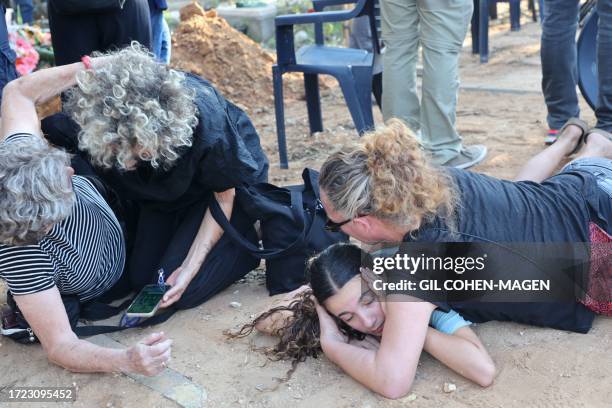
[314,300,347,345]
[123,332,172,376]
[159,266,195,308]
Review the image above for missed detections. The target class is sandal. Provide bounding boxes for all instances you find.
[585,127,612,144]
[557,118,589,156]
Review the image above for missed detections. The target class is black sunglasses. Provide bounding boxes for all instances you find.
[324,217,352,232]
[324,214,367,232]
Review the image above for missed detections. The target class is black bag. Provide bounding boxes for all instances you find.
[52,0,126,15]
[210,168,349,295]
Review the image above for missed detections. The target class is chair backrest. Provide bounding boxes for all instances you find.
[313,0,380,54]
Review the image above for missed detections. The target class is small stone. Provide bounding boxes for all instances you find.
[443,383,457,393]
[406,393,417,401]
[255,384,265,391]
[229,301,242,308]
[233,290,239,295]
[519,331,525,336]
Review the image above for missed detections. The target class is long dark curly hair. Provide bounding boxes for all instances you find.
[227,243,372,378]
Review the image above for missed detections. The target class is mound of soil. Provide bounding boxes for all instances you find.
[171,2,306,112]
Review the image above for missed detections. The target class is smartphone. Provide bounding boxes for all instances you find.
[125,284,171,318]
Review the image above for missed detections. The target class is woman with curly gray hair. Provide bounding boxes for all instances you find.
[0,58,172,376]
[41,43,268,311]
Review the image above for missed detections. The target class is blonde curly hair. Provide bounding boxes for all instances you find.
[319,119,457,229]
[64,43,199,171]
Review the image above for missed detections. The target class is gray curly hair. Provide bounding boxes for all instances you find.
[0,136,75,246]
[64,43,199,171]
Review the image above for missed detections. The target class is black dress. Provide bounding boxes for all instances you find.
[42,73,269,309]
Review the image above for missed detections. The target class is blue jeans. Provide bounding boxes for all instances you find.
[563,157,612,198]
[541,0,612,131]
[0,6,18,105]
[150,8,171,64]
[14,0,34,24]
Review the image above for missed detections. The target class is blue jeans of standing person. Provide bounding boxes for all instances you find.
[541,0,612,132]
[14,0,34,24]
[150,8,171,63]
[1,6,18,106]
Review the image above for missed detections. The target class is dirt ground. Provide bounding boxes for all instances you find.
[1,15,611,408]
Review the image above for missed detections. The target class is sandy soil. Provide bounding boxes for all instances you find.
[1,14,610,408]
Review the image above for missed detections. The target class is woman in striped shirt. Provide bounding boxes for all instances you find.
[0,57,171,376]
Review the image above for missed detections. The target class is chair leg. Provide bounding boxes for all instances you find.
[304,73,323,134]
[337,68,374,135]
[272,65,289,169]
[353,68,375,133]
[510,0,521,31]
[471,0,480,55]
[337,79,366,134]
[479,0,489,63]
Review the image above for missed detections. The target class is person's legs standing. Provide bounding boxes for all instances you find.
[381,0,420,132]
[418,0,484,168]
[149,6,164,61]
[48,0,99,66]
[0,5,18,106]
[98,0,152,53]
[14,0,34,24]
[595,0,612,131]
[541,0,580,139]
[159,17,171,64]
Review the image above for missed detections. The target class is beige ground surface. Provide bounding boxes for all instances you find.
[1,14,611,408]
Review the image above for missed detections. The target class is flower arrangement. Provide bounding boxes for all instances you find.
[10,32,39,76]
[8,26,53,75]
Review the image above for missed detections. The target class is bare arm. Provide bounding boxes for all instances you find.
[318,301,496,399]
[15,287,172,375]
[160,188,236,307]
[0,56,111,139]
[317,300,434,399]
[423,326,496,387]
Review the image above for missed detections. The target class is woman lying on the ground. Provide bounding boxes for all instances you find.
[246,234,610,398]
[238,118,611,398]
[40,43,268,310]
[0,60,171,375]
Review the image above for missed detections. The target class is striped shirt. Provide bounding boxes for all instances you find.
[0,135,125,301]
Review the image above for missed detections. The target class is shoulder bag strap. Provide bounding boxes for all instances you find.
[209,189,307,259]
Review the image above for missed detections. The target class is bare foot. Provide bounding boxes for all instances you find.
[579,131,612,159]
[555,124,584,156]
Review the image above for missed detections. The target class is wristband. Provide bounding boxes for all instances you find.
[81,55,93,70]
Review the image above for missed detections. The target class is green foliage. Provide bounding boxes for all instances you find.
[276,0,345,47]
